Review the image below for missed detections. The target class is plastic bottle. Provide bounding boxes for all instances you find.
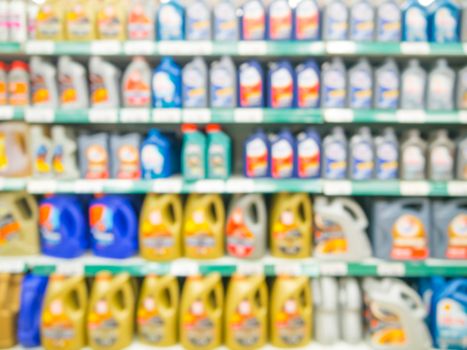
[244,129,270,178]
[270,193,312,258]
[295,59,320,108]
[78,132,110,179]
[210,56,237,108]
[428,129,455,181]
[462,3,467,42]
[35,0,64,40]
[89,57,121,108]
[322,0,348,41]
[121,57,151,108]
[350,0,375,41]
[65,0,96,41]
[182,124,206,180]
[374,59,400,110]
[184,194,225,259]
[89,195,139,259]
[213,0,238,41]
[348,58,373,109]
[110,133,141,179]
[400,59,427,109]
[400,129,427,180]
[457,132,467,180]
[180,274,224,350]
[152,57,182,108]
[41,274,87,350]
[8,0,27,42]
[206,124,231,179]
[314,196,372,260]
[428,0,460,43]
[376,0,401,42]
[402,0,428,42]
[30,56,59,108]
[183,57,208,108]
[313,277,339,345]
[186,0,211,41]
[268,60,295,108]
[340,278,363,344]
[139,194,182,261]
[58,56,89,109]
[7,61,29,107]
[238,60,264,108]
[241,0,266,40]
[427,59,455,110]
[127,0,155,40]
[0,62,6,106]
[30,125,53,178]
[225,274,268,350]
[295,128,321,179]
[141,129,175,179]
[349,127,374,180]
[96,0,126,40]
[51,126,80,179]
[87,272,134,350]
[137,275,178,346]
[457,65,467,109]
[321,58,347,108]
[322,127,348,180]
[270,276,312,348]
[267,0,292,40]
[226,194,267,260]
[270,128,295,179]
[0,0,8,42]
[0,274,22,349]
[294,0,320,40]
[157,0,185,40]
[375,127,399,180]
[0,123,30,177]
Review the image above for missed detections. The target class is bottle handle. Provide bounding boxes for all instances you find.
[116,202,136,239]
[64,202,86,239]
[398,284,426,318]
[16,193,36,220]
[340,198,368,229]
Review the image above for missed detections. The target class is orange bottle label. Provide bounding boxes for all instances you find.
[446,214,467,259]
[226,208,255,258]
[9,81,29,106]
[141,209,174,256]
[185,211,216,257]
[314,214,348,255]
[391,214,429,260]
[42,299,75,347]
[0,213,20,246]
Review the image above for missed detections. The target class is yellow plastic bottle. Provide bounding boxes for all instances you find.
[225,274,268,350]
[139,194,183,261]
[137,275,179,346]
[88,272,134,350]
[184,194,225,260]
[180,273,224,350]
[270,193,312,258]
[36,0,65,41]
[41,274,88,350]
[0,192,39,256]
[96,0,126,41]
[65,0,96,41]
[0,273,22,349]
[0,123,31,178]
[270,276,312,348]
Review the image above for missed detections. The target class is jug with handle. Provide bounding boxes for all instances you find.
[0,122,31,177]
[0,273,22,349]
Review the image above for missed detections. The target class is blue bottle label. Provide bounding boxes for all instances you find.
[158,5,183,40]
[153,71,179,108]
[214,3,237,40]
[349,69,372,109]
[90,204,115,247]
[376,142,398,179]
[405,7,427,41]
[351,141,374,179]
[376,70,399,109]
[183,68,207,107]
[325,141,347,179]
[141,144,164,179]
[436,298,467,349]
[326,3,348,40]
[187,2,211,40]
[377,3,401,41]
[297,67,319,108]
[323,69,346,108]
[295,1,319,40]
[211,67,234,107]
[434,7,458,43]
[39,204,61,247]
[350,2,374,41]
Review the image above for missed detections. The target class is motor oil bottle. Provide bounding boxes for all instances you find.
[457,132,467,180]
[122,57,151,108]
[65,0,95,41]
[457,65,467,109]
[323,0,348,40]
[312,277,339,345]
[210,56,236,108]
[270,128,295,179]
[0,62,6,105]
[241,0,266,40]
[374,58,400,110]
[7,61,30,107]
[372,198,430,260]
[0,274,22,349]
[0,192,39,256]
[428,129,455,181]
[51,126,80,179]
[349,127,374,180]
[238,60,264,108]
[400,129,427,180]
[0,0,7,42]
[428,0,460,43]
[427,59,455,111]
[78,132,110,179]
[321,58,347,108]
[206,124,231,179]
[30,56,59,108]
[141,129,176,179]
[41,274,87,350]
[89,195,139,259]
[314,196,372,261]
[58,56,89,109]
[270,193,312,259]
[348,59,373,110]
[186,0,211,41]
[96,0,126,40]
[30,125,53,178]
[157,0,185,40]
[225,274,268,350]
[402,0,428,42]
[88,272,135,350]
[182,124,206,180]
[376,0,401,42]
[322,127,347,180]
[295,128,321,179]
[35,0,64,40]
[339,278,363,344]
[139,194,182,261]
[268,61,295,108]
[226,194,267,260]
[183,57,208,108]
[350,0,375,41]
[89,57,121,108]
[127,0,155,40]
[244,129,270,178]
[152,57,182,108]
[110,133,141,179]
[294,0,320,40]
[8,0,27,42]
[267,0,292,40]
[270,276,312,348]
[180,273,224,350]
[0,122,30,177]
[375,127,399,180]
[137,275,178,346]
[296,60,320,108]
[213,0,238,41]
[184,194,225,259]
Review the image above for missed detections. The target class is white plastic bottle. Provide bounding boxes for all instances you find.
[339,278,363,344]
[0,0,8,41]
[313,277,340,345]
[51,126,80,179]
[30,56,59,108]
[400,59,427,109]
[89,56,121,108]
[30,125,53,178]
[58,56,89,109]
[427,59,455,111]
[457,65,467,109]
[8,0,27,42]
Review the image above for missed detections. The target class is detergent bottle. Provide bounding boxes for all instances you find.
[376,0,401,42]
[89,195,139,259]
[8,0,27,42]
[139,194,182,261]
[402,0,428,42]
[321,58,347,108]
[89,57,121,108]
[0,62,6,105]
[0,274,22,348]
[210,56,237,108]
[244,129,270,178]
[30,56,59,108]
[182,124,206,180]
[88,272,135,350]
[127,0,155,40]
[349,127,374,180]
[157,0,185,40]
[0,122,31,177]
[400,129,427,180]
[41,274,87,350]
[238,60,264,108]
[183,57,208,108]
[350,0,375,41]
[322,127,348,180]
[270,128,295,179]
[180,273,223,350]
[225,274,268,350]
[226,194,267,260]
[372,198,430,260]
[270,276,312,348]
[428,129,455,181]
[65,0,96,41]
[339,278,363,344]
[96,0,126,40]
[78,132,110,179]
[7,61,30,107]
[206,124,231,179]
[314,196,372,261]
[18,275,48,348]
[30,125,53,178]
[313,277,339,345]
[374,59,400,110]
[152,57,182,108]
[457,65,467,109]
[270,193,312,258]
[427,59,455,111]
[295,60,320,108]
[295,128,321,179]
[121,57,151,108]
[457,132,467,180]
[323,0,348,40]
[241,0,266,40]
[348,59,373,110]
[0,192,39,256]
[267,0,293,40]
[51,126,80,179]
[428,0,460,43]
[186,0,211,40]
[375,127,399,180]
[110,133,141,179]
[213,0,238,41]
[268,61,295,108]
[184,194,225,259]
[294,0,320,40]
[140,129,175,179]
[58,56,89,109]
[35,0,64,40]
[137,275,178,346]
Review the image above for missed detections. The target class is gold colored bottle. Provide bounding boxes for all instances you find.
[96,0,126,40]
[65,0,96,41]
[35,0,65,41]
[0,273,22,349]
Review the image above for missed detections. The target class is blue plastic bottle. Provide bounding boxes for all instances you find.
[270,128,295,179]
[213,0,239,41]
[295,128,321,179]
[349,127,375,180]
[296,60,320,108]
[238,60,264,108]
[376,0,402,42]
[294,0,320,40]
[182,57,208,108]
[186,0,211,40]
[89,195,139,259]
[244,129,270,178]
[240,0,266,40]
[157,0,185,40]
[348,58,373,109]
[321,58,347,108]
[428,0,460,43]
[18,275,48,348]
[152,57,182,108]
[267,0,293,40]
[39,195,88,258]
[268,60,295,108]
[350,0,375,41]
[375,127,399,180]
[322,127,348,179]
[402,0,429,42]
[140,129,175,179]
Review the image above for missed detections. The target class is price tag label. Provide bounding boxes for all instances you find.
[326,41,357,54]
[225,178,255,193]
[89,109,118,123]
[28,180,57,194]
[0,106,14,120]
[153,109,182,123]
[459,111,467,124]
[194,180,225,193]
[73,180,104,193]
[400,43,430,55]
[377,263,406,276]
[463,43,467,54]
[183,109,211,123]
[123,41,156,55]
[324,109,354,123]
[120,108,150,123]
[25,40,54,54]
[275,264,302,276]
[170,262,199,276]
[106,180,134,192]
[0,260,25,273]
[158,41,213,55]
[396,110,426,123]
[56,262,84,275]
[25,108,54,123]
[323,181,352,196]
[320,263,348,276]
[447,181,467,196]
[237,263,264,276]
[91,40,121,55]
[400,181,430,196]
[238,41,267,55]
[152,178,183,193]
[234,109,263,123]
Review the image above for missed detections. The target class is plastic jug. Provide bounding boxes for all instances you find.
[313,277,339,345]
[457,65,467,109]
[30,125,53,178]
[41,274,87,350]
[225,274,268,350]
[210,56,237,108]
[294,0,320,40]
[226,194,267,260]
[137,275,178,346]
[0,122,30,177]
[428,129,455,181]
[372,198,431,260]
[183,57,208,108]
[213,0,238,41]
[427,59,455,110]
[270,193,312,258]
[348,58,373,109]
[400,129,427,180]
[238,60,264,108]
[65,0,96,41]
[89,195,139,259]
[295,60,320,108]
[180,273,224,350]
[376,0,401,42]
[186,0,211,40]
[0,192,39,256]
[322,127,348,180]
[96,0,126,40]
[152,57,182,108]
[184,194,225,259]
[374,59,400,110]
[18,275,48,348]
[295,128,321,179]
[349,127,374,180]
[0,274,22,349]
[270,128,295,179]
[8,0,27,42]
[350,0,375,41]
[89,57,121,108]
[241,0,266,40]
[51,126,80,179]
[270,276,312,348]
[314,197,372,261]
[110,133,141,179]
[401,59,427,109]
[268,61,295,108]
[58,56,89,109]
[157,0,185,40]
[428,0,460,43]
[139,194,182,261]
[244,129,270,178]
[402,0,428,42]
[321,58,347,108]
[88,272,135,350]
[141,129,175,179]
[267,0,292,40]
[457,133,467,180]
[182,124,206,180]
[127,0,155,40]
[0,62,6,105]
[35,0,64,40]
[323,0,348,40]
[375,127,399,180]
[206,124,231,179]
[8,61,30,106]
[30,56,59,108]
[339,278,363,344]
[78,132,110,179]
[122,57,151,108]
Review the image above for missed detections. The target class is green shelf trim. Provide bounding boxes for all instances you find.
[0,42,21,53]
